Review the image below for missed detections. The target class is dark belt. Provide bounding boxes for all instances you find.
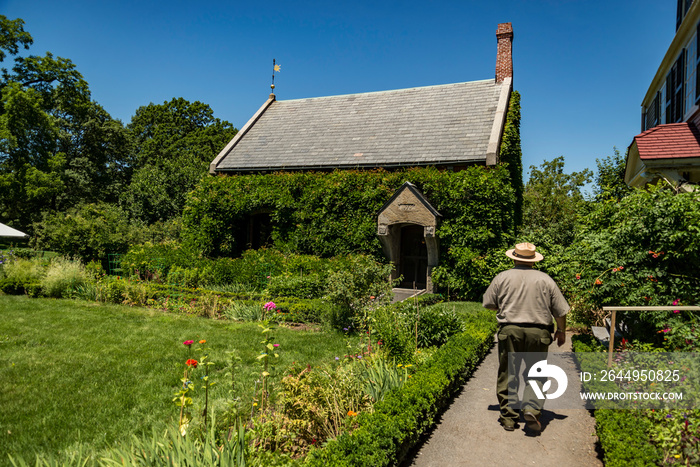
[499,322,554,333]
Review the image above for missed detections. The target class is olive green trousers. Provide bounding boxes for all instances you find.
[496,324,552,423]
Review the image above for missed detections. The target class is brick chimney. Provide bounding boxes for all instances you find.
[495,22,513,83]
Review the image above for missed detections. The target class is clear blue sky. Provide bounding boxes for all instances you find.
[2,0,677,183]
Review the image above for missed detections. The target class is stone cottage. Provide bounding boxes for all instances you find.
[209,23,516,293]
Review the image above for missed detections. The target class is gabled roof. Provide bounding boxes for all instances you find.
[632,122,700,160]
[377,182,441,218]
[211,77,512,173]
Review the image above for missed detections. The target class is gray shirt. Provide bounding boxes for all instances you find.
[482,265,569,326]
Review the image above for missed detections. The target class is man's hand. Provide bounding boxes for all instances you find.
[555,329,566,346]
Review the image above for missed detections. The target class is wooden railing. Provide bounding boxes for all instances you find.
[603,306,700,367]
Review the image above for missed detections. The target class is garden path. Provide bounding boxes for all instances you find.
[405,332,604,467]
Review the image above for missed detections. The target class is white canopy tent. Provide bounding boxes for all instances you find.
[0,222,28,238]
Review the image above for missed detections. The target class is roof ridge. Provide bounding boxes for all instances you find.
[275,79,498,103]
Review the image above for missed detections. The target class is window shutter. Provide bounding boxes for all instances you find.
[696,21,700,104]
[676,49,686,122]
[667,71,674,123]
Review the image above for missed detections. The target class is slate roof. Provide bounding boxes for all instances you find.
[632,122,700,160]
[211,78,510,173]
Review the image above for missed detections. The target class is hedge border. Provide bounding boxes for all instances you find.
[572,335,661,466]
[303,310,497,466]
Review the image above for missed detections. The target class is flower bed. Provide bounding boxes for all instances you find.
[304,308,496,466]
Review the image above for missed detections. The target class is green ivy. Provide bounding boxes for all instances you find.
[182,166,517,300]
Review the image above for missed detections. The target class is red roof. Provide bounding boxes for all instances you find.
[633,122,700,160]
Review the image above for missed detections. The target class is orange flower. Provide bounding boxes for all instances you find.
[595,279,602,285]
[347,410,357,417]
[199,340,206,344]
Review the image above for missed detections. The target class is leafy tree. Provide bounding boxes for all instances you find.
[0,15,32,63]
[520,156,593,247]
[593,147,632,202]
[122,98,237,223]
[0,17,131,232]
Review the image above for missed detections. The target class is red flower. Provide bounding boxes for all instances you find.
[186,359,198,368]
[575,274,581,280]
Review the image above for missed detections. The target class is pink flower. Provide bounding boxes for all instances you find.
[273,344,280,347]
[183,340,194,347]
[672,299,680,306]
[263,301,277,311]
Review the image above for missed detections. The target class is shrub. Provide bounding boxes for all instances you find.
[0,258,45,295]
[415,303,464,348]
[372,304,416,364]
[266,273,324,299]
[325,254,394,330]
[40,257,92,298]
[572,335,662,466]
[120,241,203,279]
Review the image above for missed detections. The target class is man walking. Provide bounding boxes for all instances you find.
[482,242,569,432]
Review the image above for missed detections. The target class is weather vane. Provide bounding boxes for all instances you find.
[271,59,281,96]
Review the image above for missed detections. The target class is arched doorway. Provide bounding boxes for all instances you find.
[377,182,440,293]
[399,224,428,289]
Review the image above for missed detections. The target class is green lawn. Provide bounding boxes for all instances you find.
[0,295,354,462]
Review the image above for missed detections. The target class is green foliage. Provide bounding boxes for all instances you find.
[0,257,44,294]
[572,335,662,467]
[416,303,465,347]
[183,167,516,299]
[0,15,33,63]
[499,90,523,228]
[40,257,92,298]
[545,186,700,337]
[361,358,409,403]
[372,304,416,364]
[521,156,593,248]
[594,148,633,202]
[31,203,150,261]
[0,46,131,232]
[277,361,371,455]
[325,254,394,329]
[266,273,324,299]
[122,98,237,224]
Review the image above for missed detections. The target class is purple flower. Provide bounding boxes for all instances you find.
[335,357,339,361]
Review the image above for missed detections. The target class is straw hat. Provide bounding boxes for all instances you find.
[505,242,543,263]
